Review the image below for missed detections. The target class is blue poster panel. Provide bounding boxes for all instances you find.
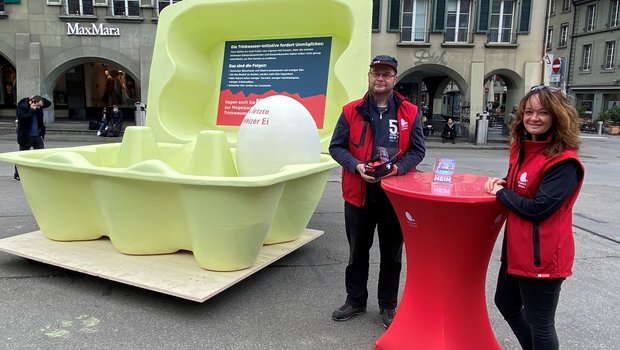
[217,37,332,128]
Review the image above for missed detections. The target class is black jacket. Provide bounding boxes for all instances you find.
[16,97,51,144]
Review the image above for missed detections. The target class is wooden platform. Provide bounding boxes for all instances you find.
[0,229,323,302]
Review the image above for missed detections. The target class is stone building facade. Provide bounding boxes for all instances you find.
[545,0,619,120]
[0,0,179,121]
[1,0,548,137]
[371,0,547,137]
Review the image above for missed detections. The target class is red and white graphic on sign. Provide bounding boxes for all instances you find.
[552,59,561,74]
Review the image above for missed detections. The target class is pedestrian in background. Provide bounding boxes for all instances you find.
[14,95,51,181]
[503,105,517,136]
[485,85,584,350]
[97,107,108,136]
[441,117,456,143]
[106,104,124,137]
[329,55,426,328]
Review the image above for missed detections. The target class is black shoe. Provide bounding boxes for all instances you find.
[13,174,20,181]
[380,308,396,328]
[332,303,366,321]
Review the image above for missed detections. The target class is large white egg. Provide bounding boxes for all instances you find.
[236,95,321,176]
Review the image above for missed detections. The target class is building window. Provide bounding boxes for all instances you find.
[372,0,381,32]
[0,1,5,13]
[605,41,616,70]
[489,0,514,43]
[546,27,553,51]
[65,0,94,16]
[559,23,569,47]
[549,0,556,16]
[157,0,181,15]
[611,0,620,27]
[112,0,139,17]
[388,0,401,32]
[401,0,428,42]
[582,44,592,71]
[585,4,596,32]
[562,0,570,12]
[444,0,470,43]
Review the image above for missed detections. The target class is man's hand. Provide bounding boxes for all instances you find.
[381,164,398,178]
[356,163,398,183]
[356,163,380,183]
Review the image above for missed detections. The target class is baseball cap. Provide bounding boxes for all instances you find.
[370,55,398,72]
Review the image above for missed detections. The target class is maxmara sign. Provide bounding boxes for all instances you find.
[66,23,120,36]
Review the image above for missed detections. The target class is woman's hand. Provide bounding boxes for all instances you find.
[485,177,506,195]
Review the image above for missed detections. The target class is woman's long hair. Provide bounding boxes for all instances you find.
[510,87,581,156]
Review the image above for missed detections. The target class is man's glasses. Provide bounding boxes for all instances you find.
[369,71,396,79]
[530,85,561,93]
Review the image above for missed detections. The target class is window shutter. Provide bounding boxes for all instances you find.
[432,0,446,32]
[476,0,490,32]
[518,0,532,34]
[372,0,381,31]
[388,0,400,32]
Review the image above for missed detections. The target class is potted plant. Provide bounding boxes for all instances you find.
[600,107,620,134]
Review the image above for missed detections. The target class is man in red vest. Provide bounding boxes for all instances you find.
[329,55,426,328]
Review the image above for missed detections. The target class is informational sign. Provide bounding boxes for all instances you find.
[543,54,553,85]
[217,37,332,128]
[433,158,455,184]
[550,57,563,83]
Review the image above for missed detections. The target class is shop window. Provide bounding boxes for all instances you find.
[157,0,181,15]
[1,58,17,107]
[112,0,139,17]
[576,95,594,119]
[65,0,94,16]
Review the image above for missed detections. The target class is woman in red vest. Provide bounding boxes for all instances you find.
[485,85,584,350]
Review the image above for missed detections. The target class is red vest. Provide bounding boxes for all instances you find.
[341,93,417,207]
[505,140,584,278]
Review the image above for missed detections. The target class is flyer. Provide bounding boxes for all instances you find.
[432,158,455,184]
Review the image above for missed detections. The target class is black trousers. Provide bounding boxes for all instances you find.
[343,195,403,310]
[495,260,565,350]
[14,135,44,177]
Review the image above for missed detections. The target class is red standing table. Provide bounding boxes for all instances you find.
[375,172,507,350]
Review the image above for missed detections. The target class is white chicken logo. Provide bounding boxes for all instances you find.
[518,172,528,189]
